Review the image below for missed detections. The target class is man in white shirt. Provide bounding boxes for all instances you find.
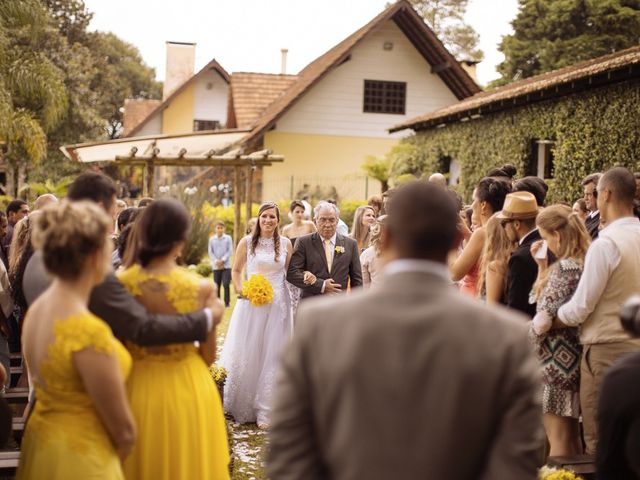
[557,166,640,454]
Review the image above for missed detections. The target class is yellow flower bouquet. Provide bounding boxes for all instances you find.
[242,274,274,307]
[538,466,584,480]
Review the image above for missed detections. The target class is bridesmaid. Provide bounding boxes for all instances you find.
[18,201,135,479]
[119,199,229,479]
[282,200,315,316]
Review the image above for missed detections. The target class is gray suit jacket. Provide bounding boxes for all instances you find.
[23,251,208,346]
[268,266,543,480]
[286,232,362,298]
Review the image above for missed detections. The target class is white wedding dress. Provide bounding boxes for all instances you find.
[220,235,293,425]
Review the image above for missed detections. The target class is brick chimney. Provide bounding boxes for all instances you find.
[122,98,162,136]
[163,41,196,100]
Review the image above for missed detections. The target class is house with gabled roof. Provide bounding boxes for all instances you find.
[124,0,479,200]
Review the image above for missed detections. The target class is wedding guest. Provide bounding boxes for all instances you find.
[4,199,29,252]
[114,199,127,220]
[367,195,383,216]
[221,202,293,428]
[17,201,136,478]
[514,176,549,207]
[499,191,541,317]
[583,172,602,239]
[428,172,447,189]
[282,201,316,246]
[0,258,12,388]
[118,199,229,478]
[112,208,140,269]
[0,213,8,271]
[381,188,396,215]
[268,181,543,479]
[572,198,589,222]
[325,199,348,235]
[350,205,376,253]
[137,197,153,208]
[22,172,217,347]
[208,220,233,307]
[597,350,640,479]
[246,217,257,235]
[557,167,640,454]
[360,215,387,288]
[282,201,316,316]
[529,205,590,457]
[450,177,512,296]
[477,213,516,304]
[487,164,517,182]
[8,214,38,354]
[287,201,362,299]
[33,194,58,210]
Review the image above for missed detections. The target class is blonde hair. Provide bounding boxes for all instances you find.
[9,214,37,278]
[32,201,112,279]
[477,213,516,298]
[350,206,375,250]
[533,204,590,297]
[368,215,387,254]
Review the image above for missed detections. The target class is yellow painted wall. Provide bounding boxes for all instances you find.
[161,83,195,134]
[262,131,397,201]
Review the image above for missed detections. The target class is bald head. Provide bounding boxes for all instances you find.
[34,193,58,210]
[428,173,447,189]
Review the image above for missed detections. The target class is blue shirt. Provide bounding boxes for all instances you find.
[208,234,233,269]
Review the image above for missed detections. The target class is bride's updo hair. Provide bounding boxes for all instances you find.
[32,201,111,279]
[251,201,281,262]
[135,198,190,267]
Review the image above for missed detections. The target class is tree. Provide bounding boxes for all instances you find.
[362,155,393,192]
[0,0,68,194]
[496,0,640,85]
[405,0,483,61]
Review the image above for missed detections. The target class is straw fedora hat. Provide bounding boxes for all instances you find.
[497,191,539,220]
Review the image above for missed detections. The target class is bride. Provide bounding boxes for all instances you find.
[220,201,294,428]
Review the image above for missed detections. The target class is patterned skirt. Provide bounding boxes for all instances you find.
[535,327,582,418]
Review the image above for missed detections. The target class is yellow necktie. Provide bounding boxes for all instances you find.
[324,239,333,272]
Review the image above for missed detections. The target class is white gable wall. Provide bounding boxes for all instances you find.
[193,69,229,125]
[135,111,162,136]
[275,20,459,138]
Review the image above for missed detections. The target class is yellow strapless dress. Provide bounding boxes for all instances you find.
[118,265,230,480]
[17,312,132,479]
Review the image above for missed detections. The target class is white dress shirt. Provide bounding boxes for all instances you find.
[558,217,638,327]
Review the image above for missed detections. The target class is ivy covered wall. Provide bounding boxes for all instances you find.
[401,79,640,203]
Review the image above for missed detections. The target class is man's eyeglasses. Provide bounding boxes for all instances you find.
[317,218,337,225]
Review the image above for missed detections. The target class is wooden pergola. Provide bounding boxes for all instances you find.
[61,130,283,243]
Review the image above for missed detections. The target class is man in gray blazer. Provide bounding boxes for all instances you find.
[268,182,543,480]
[286,201,362,299]
[22,172,219,346]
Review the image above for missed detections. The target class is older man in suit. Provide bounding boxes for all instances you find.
[286,201,362,298]
[268,182,543,480]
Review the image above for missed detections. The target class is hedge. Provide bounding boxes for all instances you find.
[400,79,640,204]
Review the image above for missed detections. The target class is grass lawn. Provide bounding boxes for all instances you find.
[216,286,268,480]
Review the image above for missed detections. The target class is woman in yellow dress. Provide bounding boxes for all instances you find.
[18,201,136,479]
[118,198,229,479]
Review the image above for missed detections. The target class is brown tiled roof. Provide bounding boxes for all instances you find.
[227,73,298,129]
[240,0,479,148]
[122,99,161,136]
[390,45,640,132]
[126,58,230,138]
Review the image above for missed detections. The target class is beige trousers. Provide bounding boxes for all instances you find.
[580,341,640,454]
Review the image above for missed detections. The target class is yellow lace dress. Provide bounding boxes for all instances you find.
[17,312,132,479]
[118,265,230,480]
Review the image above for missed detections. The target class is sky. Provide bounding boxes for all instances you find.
[83,0,520,87]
